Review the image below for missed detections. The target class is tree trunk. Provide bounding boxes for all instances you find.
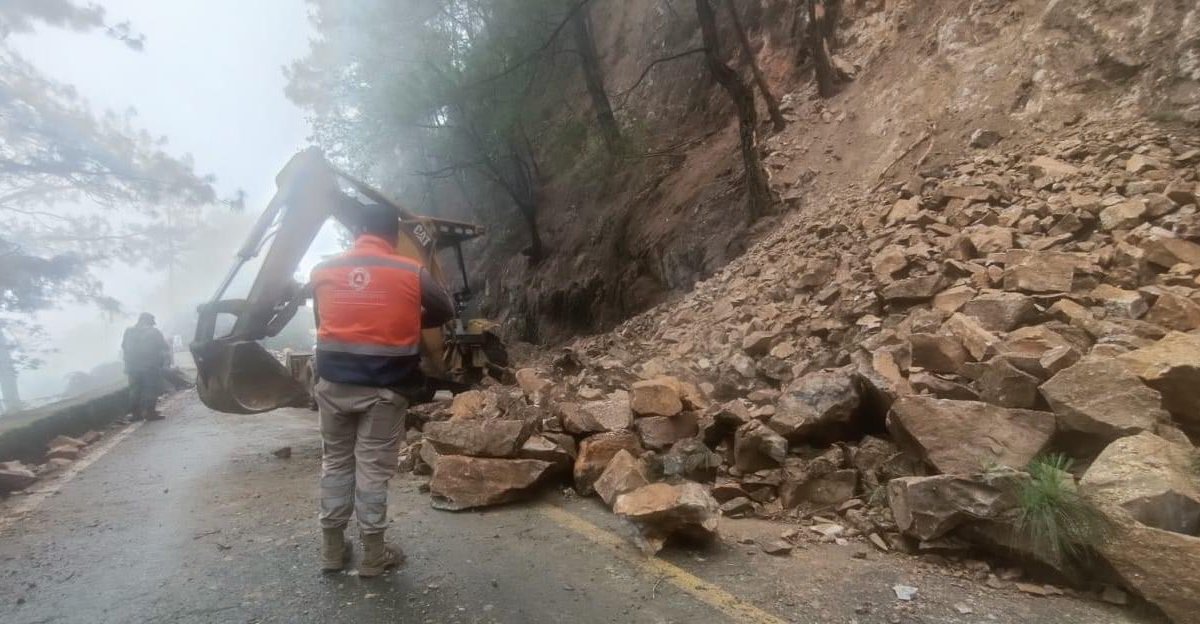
[807,0,836,98]
[695,0,772,221]
[722,0,786,132]
[570,6,623,154]
[0,337,22,414]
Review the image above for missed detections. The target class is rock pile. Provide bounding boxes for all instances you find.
[409,120,1199,619]
[0,431,104,495]
[559,121,1198,618]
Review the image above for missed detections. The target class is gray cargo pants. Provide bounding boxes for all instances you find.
[314,379,407,535]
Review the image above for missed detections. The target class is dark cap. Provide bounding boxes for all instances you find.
[357,203,400,241]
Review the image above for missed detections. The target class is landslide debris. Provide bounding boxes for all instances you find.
[402,119,1200,620]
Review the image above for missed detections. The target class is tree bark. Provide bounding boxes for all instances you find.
[806,0,836,98]
[570,6,623,154]
[0,337,22,414]
[722,0,786,132]
[695,0,772,221]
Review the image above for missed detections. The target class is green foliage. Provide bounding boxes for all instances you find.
[1016,454,1112,563]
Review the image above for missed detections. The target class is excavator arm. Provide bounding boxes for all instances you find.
[191,148,488,414]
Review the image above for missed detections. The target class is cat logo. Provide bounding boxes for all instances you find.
[412,223,433,247]
[348,267,371,291]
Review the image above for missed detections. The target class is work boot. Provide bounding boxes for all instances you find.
[358,532,404,578]
[321,528,351,572]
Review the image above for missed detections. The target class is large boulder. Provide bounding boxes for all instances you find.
[630,378,683,416]
[961,291,1038,332]
[422,419,532,458]
[1080,433,1200,623]
[573,431,644,496]
[1119,332,1200,436]
[429,456,553,511]
[887,470,1027,541]
[594,449,651,507]
[733,420,787,473]
[518,435,575,472]
[0,461,36,492]
[887,396,1055,474]
[634,414,697,451]
[613,482,720,554]
[580,390,635,432]
[1003,250,1083,294]
[768,371,862,443]
[1040,358,1168,441]
[908,333,969,373]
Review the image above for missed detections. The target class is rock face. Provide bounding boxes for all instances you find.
[0,461,36,492]
[887,396,1055,474]
[423,419,531,458]
[888,470,1027,541]
[1040,358,1168,441]
[1119,332,1200,436]
[768,371,862,443]
[429,456,553,511]
[613,482,720,554]
[1081,433,1200,624]
[630,378,683,416]
[573,431,644,496]
[594,449,650,507]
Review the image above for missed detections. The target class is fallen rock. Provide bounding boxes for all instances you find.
[448,390,489,420]
[962,292,1038,332]
[881,275,945,302]
[49,435,85,449]
[909,333,969,373]
[1099,200,1147,231]
[888,469,1026,541]
[734,420,787,472]
[271,446,292,459]
[630,378,683,416]
[515,368,550,397]
[634,414,695,450]
[613,482,720,554]
[768,371,862,443]
[943,313,1000,360]
[429,456,553,511]
[594,449,651,507]
[1144,292,1200,332]
[423,419,532,458]
[780,468,858,508]
[1141,236,1200,269]
[978,358,1042,409]
[583,390,635,431]
[46,446,79,461]
[518,434,575,471]
[1040,358,1168,441]
[574,431,645,496]
[887,396,1055,474]
[1087,284,1148,319]
[1080,433,1200,623]
[661,439,722,482]
[1119,332,1200,436]
[0,461,37,492]
[1003,250,1079,293]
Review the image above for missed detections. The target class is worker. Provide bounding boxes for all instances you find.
[121,312,170,421]
[309,203,454,577]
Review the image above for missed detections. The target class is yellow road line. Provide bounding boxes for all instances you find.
[539,505,789,624]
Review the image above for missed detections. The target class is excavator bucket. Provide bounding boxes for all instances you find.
[193,340,311,414]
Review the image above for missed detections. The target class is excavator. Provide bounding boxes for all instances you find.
[190,148,507,414]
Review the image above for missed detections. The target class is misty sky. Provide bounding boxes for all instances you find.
[9,0,324,401]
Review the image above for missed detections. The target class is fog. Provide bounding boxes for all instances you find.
[2,1,338,409]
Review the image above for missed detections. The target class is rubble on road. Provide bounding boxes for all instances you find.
[398,120,1200,618]
[0,461,37,492]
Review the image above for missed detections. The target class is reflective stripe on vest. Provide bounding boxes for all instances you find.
[311,237,423,358]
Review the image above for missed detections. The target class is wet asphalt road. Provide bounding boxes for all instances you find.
[0,392,1160,624]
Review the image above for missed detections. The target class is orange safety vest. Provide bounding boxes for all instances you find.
[311,235,422,365]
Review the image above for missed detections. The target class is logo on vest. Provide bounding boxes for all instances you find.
[348,267,371,290]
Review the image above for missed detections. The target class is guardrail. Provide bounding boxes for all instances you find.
[0,383,129,463]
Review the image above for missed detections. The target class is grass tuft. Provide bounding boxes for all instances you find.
[1016,454,1112,563]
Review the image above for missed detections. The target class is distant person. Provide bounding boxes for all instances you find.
[309,203,454,576]
[121,312,170,421]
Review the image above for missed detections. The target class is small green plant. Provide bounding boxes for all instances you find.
[1016,454,1112,563]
